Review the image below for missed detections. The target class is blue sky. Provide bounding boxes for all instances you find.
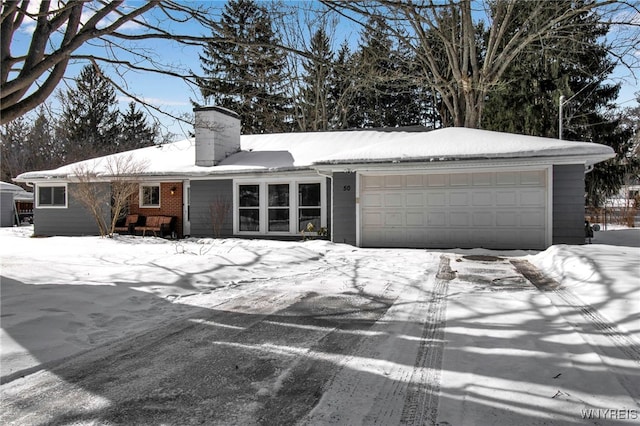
[10,1,639,141]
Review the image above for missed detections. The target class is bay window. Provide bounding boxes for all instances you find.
[239,184,260,231]
[298,183,321,232]
[268,184,290,232]
[235,179,325,235]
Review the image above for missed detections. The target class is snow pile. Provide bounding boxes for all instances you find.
[528,228,640,336]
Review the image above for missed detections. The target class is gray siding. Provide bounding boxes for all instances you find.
[190,179,233,238]
[1,192,14,227]
[553,164,585,245]
[33,183,108,236]
[332,172,357,245]
[325,177,332,235]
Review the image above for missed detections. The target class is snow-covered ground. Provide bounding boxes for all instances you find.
[1,225,638,424]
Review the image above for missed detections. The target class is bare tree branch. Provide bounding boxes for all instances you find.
[323,0,639,128]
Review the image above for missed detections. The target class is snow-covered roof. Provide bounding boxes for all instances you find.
[14,127,615,181]
[2,181,28,193]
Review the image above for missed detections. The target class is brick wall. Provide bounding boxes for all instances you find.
[129,182,183,237]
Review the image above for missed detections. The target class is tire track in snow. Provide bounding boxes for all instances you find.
[398,255,451,426]
[512,259,640,398]
[300,255,447,425]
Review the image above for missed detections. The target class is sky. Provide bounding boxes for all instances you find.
[8,1,640,141]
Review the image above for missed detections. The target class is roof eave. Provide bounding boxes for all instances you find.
[312,152,616,171]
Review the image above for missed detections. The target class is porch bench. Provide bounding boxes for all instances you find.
[134,215,175,237]
[114,214,140,234]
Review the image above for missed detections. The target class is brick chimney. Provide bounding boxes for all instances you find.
[194,106,241,166]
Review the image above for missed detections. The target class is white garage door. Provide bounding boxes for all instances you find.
[360,170,548,249]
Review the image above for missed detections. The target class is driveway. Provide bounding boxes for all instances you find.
[2,248,638,426]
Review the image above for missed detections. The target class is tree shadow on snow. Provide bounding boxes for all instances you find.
[1,246,639,426]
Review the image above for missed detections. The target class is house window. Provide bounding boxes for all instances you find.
[235,179,325,235]
[298,183,321,232]
[140,184,160,207]
[37,184,67,208]
[268,184,290,232]
[239,184,260,231]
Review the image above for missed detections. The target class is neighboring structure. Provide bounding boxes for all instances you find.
[586,179,640,228]
[14,106,615,249]
[1,182,34,227]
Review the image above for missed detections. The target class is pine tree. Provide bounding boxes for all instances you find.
[327,42,355,129]
[480,0,634,206]
[58,65,121,161]
[298,28,334,131]
[1,107,63,183]
[119,102,158,151]
[349,17,424,128]
[0,116,30,183]
[196,0,291,134]
[28,107,65,170]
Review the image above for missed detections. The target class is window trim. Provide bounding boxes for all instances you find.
[36,183,68,209]
[233,178,326,236]
[139,183,161,208]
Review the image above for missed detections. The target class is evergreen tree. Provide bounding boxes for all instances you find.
[327,42,356,129]
[1,107,63,183]
[28,107,65,170]
[119,102,159,151]
[0,116,30,183]
[196,0,291,134]
[58,65,121,161]
[482,0,615,139]
[480,0,633,206]
[298,28,334,131]
[349,17,424,128]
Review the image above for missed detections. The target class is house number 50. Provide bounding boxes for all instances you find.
[343,185,351,191]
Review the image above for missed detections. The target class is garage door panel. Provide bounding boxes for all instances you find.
[384,212,402,226]
[520,189,545,205]
[496,211,519,227]
[406,193,423,206]
[450,192,469,206]
[427,212,447,226]
[385,175,403,188]
[471,229,495,245]
[385,193,403,207]
[360,170,547,249]
[362,175,384,189]
[497,172,518,185]
[361,193,382,207]
[472,191,493,206]
[473,212,494,226]
[520,170,545,185]
[450,174,469,186]
[406,211,424,226]
[521,211,545,227]
[406,175,425,187]
[521,230,545,246]
[496,191,518,206]
[428,174,448,187]
[407,229,428,244]
[450,212,469,226]
[450,229,470,244]
[363,211,382,226]
[427,192,447,206]
[472,173,492,186]
[427,229,448,244]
